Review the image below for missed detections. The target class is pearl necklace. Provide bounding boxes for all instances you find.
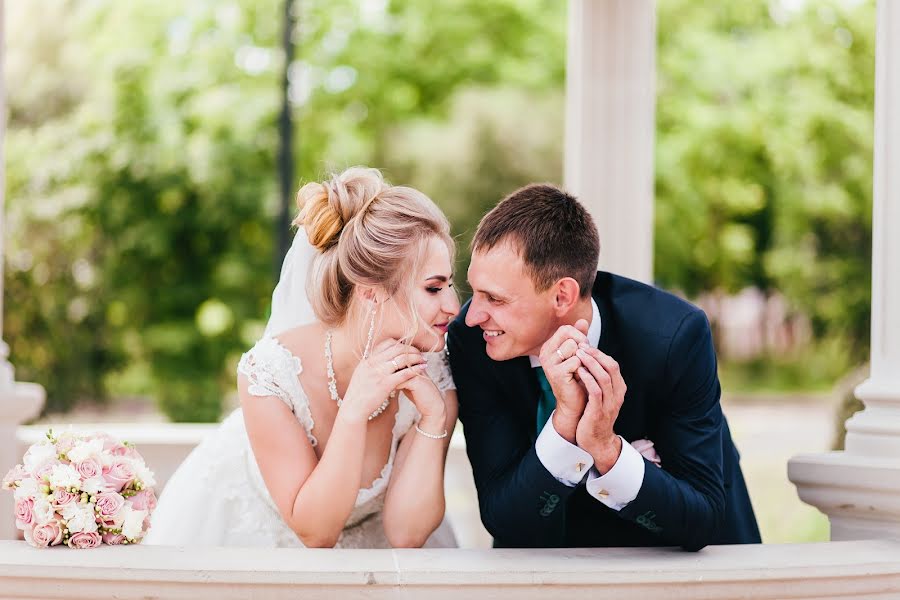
[325,331,392,421]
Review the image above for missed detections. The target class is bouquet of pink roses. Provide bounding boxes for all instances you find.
[2,429,157,548]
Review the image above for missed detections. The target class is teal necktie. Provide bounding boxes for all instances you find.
[534,367,556,433]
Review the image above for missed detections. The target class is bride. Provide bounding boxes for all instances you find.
[145,167,460,548]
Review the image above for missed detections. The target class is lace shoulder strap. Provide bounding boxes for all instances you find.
[424,349,455,393]
[237,337,302,409]
[236,338,318,447]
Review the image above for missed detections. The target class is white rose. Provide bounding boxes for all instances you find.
[64,504,98,534]
[121,505,147,540]
[47,464,81,490]
[81,476,108,495]
[23,443,57,476]
[31,495,55,525]
[13,478,40,501]
[59,501,82,521]
[132,460,156,489]
[66,438,104,464]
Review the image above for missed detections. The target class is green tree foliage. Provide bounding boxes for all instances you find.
[5,0,566,419]
[7,0,282,419]
[655,0,875,360]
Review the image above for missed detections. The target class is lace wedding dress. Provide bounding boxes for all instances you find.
[144,337,457,548]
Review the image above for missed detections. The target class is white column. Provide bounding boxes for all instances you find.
[0,0,46,540]
[564,0,656,284]
[788,0,900,540]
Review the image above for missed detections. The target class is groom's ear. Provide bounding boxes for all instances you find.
[552,277,581,317]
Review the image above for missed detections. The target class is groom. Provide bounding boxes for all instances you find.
[447,184,761,550]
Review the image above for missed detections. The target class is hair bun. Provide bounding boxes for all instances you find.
[294,168,389,251]
[296,182,342,251]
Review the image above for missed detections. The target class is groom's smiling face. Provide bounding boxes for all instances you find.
[466,243,560,361]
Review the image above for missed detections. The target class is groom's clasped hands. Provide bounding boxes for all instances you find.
[540,319,626,474]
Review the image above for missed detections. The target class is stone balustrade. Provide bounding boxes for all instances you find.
[1,539,899,599]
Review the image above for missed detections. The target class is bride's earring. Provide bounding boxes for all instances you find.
[363,301,397,402]
[363,302,377,360]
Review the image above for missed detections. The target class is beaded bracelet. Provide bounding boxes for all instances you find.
[415,424,448,439]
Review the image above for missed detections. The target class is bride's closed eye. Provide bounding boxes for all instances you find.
[426,282,453,294]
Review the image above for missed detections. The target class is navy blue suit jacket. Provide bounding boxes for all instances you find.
[447,272,761,550]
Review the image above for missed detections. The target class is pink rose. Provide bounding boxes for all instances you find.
[102,533,126,545]
[102,459,135,492]
[74,458,103,480]
[54,434,76,456]
[23,444,58,478]
[129,490,157,512]
[2,465,28,489]
[96,434,136,458]
[67,531,102,549]
[95,492,126,526]
[34,461,60,482]
[15,498,34,529]
[51,489,79,509]
[27,520,64,548]
[111,445,130,456]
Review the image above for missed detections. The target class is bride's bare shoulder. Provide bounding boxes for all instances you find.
[272,322,324,363]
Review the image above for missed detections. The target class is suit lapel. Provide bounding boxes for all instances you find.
[593,278,643,442]
[594,282,622,362]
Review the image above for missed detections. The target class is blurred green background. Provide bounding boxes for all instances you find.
[4,0,877,543]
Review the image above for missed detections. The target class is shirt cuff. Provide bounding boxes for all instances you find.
[585,437,645,511]
[534,411,594,487]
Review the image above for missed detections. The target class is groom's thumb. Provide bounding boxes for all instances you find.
[574,319,590,336]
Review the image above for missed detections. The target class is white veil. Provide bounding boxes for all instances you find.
[264,228,318,338]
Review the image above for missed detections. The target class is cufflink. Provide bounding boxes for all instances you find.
[576,462,585,472]
[596,489,609,499]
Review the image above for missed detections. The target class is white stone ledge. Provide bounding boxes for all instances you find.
[1,540,899,599]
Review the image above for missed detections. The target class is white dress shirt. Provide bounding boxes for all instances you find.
[531,299,645,511]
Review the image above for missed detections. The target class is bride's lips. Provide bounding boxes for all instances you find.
[434,322,450,334]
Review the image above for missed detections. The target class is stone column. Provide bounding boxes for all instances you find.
[564,0,656,284]
[0,0,46,540]
[788,0,900,540]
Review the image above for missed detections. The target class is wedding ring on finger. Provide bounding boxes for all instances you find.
[391,357,401,371]
[556,348,566,361]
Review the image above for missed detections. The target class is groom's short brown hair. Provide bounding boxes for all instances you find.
[472,184,600,298]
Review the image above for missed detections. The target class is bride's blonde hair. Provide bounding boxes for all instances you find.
[294,167,453,343]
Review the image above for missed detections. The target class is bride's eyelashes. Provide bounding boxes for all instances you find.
[425,282,454,295]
